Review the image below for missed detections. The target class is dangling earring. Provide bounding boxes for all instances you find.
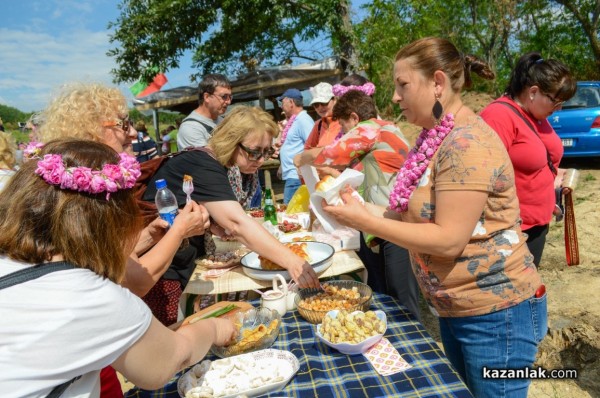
[432,94,443,124]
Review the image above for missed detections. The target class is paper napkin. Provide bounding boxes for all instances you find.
[364,337,412,376]
[308,168,365,233]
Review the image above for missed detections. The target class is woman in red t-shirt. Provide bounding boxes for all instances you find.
[480,53,576,267]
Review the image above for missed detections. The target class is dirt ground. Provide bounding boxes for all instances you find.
[399,92,600,398]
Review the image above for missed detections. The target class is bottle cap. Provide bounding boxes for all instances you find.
[155,179,167,190]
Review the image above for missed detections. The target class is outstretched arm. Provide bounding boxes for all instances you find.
[122,201,210,297]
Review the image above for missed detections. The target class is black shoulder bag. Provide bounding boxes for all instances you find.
[0,262,81,397]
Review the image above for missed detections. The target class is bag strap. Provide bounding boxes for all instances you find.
[496,101,558,176]
[564,191,580,266]
[0,261,82,397]
[0,261,75,290]
[181,117,215,135]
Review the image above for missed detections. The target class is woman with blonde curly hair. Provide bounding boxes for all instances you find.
[0,131,17,192]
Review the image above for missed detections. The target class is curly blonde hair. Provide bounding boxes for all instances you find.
[39,83,128,143]
[208,106,278,167]
[0,132,16,169]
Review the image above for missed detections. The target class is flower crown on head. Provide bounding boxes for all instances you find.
[332,82,376,97]
[29,142,141,200]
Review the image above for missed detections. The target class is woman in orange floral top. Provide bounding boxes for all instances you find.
[323,37,546,398]
[304,90,420,320]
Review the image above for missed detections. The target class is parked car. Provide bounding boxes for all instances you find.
[549,81,600,158]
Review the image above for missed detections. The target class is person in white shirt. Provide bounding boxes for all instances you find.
[275,88,315,203]
[0,139,236,397]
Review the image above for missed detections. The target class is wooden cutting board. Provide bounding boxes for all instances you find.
[170,301,254,330]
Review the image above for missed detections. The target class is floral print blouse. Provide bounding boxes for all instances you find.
[401,116,542,317]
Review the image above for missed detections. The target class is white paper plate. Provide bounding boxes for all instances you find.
[316,310,387,355]
[177,349,299,398]
[240,241,334,281]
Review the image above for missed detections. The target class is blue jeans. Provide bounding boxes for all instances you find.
[283,178,301,204]
[439,293,547,398]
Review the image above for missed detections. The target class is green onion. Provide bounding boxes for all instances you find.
[200,304,237,319]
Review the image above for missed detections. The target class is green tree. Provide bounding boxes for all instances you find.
[108,0,360,84]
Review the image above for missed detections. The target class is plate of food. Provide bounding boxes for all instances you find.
[240,241,334,281]
[277,220,303,234]
[210,307,281,358]
[316,309,387,355]
[198,251,242,269]
[178,349,299,398]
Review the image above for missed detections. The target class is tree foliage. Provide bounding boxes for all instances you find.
[107,0,599,118]
[108,0,358,84]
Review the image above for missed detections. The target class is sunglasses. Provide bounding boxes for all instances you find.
[544,92,565,108]
[103,117,131,133]
[238,143,274,161]
[211,93,233,102]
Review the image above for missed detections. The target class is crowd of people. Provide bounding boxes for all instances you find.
[0,36,577,398]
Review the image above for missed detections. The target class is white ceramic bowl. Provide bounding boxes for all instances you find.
[316,310,386,355]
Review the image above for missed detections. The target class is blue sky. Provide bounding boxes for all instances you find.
[0,0,368,113]
[0,0,198,112]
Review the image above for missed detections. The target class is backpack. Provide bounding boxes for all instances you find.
[133,147,214,225]
[134,149,191,225]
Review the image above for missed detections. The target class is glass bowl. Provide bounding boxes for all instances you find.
[210,307,282,358]
[294,280,373,324]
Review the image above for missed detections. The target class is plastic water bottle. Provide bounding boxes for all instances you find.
[154,179,178,226]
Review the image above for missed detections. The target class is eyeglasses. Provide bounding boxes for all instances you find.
[211,93,233,102]
[103,117,131,133]
[238,143,274,161]
[544,92,565,108]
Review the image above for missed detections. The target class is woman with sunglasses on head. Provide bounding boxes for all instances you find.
[0,139,236,397]
[142,106,321,322]
[480,53,577,268]
[323,37,547,397]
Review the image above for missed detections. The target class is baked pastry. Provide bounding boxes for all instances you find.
[315,175,336,192]
[259,243,310,270]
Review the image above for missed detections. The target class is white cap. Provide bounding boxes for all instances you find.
[309,82,334,105]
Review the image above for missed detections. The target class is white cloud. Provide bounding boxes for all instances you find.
[0,27,124,112]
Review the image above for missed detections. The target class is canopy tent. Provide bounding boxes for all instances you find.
[132,57,345,115]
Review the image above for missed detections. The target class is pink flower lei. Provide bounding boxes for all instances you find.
[34,151,141,200]
[332,82,376,97]
[279,114,297,145]
[389,113,455,213]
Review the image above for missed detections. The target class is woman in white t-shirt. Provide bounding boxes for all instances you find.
[0,139,236,398]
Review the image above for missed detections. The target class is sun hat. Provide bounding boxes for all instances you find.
[277,88,303,102]
[309,82,334,105]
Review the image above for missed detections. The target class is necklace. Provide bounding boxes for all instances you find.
[389,113,455,213]
[279,114,297,145]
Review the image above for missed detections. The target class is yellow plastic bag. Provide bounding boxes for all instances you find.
[286,185,310,214]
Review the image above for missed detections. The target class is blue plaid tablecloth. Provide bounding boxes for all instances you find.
[126,292,473,398]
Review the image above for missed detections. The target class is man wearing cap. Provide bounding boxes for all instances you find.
[276,88,315,204]
[304,82,341,150]
[177,73,232,149]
